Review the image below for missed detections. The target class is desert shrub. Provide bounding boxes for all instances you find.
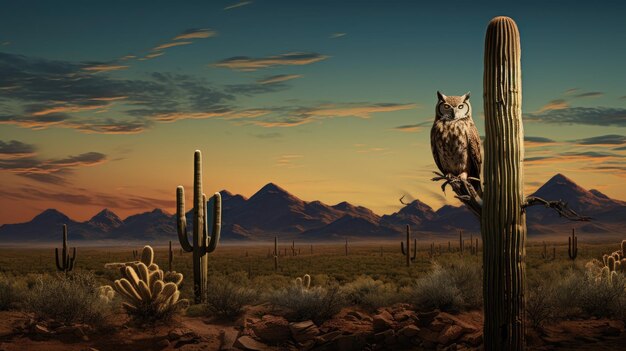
[205,273,257,319]
[341,275,400,309]
[26,272,111,325]
[269,280,345,323]
[446,259,483,308]
[405,263,464,312]
[526,279,556,328]
[578,270,626,318]
[0,274,26,310]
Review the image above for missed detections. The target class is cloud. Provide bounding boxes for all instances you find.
[138,52,165,61]
[0,149,107,184]
[564,88,579,95]
[246,102,417,128]
[172,28,217,40]
[537,99,569,112]
[224,1,252,10]
[525,151,623,165]
[330,33,346,39]
[213,52,329,71]
[276,154,303,167]
[572,134,626,145]
[574,91,603,98]
[152,41,193,51]
[526,107,626,127]
[393,121,430,133]
[0,140,36,159]
[224,82,290,96]
[257,74,302,84]
[82,64,129,73]
[524,136,557,147]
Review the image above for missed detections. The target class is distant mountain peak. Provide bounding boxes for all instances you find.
[33,208,69,221]
[258,182,288,193]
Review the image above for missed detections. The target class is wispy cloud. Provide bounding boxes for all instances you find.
[257,74,303,84]
[526,107,626,127]
[393,121,430,133]
[0,140,36,159]
[276,154,303,167]
[82,64,129,73]
[152,41,193,51]
[537,99,568,112]
[224,1,252,10]
[0,142,107,184]
[524,136,557,147]
[574,91,603,98]
[572,134,626,145]
[330,33,346,39]
[213,52,329,71]
[246,102,417,128]
[172,28,217,40]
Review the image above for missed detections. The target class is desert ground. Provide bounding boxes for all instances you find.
[0,238,625,351]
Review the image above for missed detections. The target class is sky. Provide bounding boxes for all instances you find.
[0,0,625,224]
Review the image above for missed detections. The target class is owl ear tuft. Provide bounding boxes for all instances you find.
[463,92,471,101]
[437,91,447,101]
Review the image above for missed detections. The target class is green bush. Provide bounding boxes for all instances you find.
[205,273,256,319]
[26,272,111,325]
[269,282,345,323]
[340,275,400,309]
[404,263,464,312]
[0,274,26,310]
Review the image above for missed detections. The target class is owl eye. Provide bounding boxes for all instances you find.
[458,104,464,109]
[443,104,451,109]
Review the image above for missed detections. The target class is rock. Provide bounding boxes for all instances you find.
[438,325,464,345]
[289,320,319,344]
[55,325,78,334]
[315,330,343,344]
[437,312,478,333]
[416,310,439,326]
[460,331,483,346]
[417,327,439,343]
[374,329,394,342]
[335,334,365,351]
[442,342,458,351]
[33,324,51,335]
[398,325,420,337]
[393,310,414,322]
[156,338,170,349]
[251,315,290,343]
[220,329,240,350]
[169,327,196,341]
[344,314,359,322]
[372,311,394,332]
[346,311,370,320]
[235,336,270,351]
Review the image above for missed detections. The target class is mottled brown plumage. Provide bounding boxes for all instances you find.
[430,91,482,195]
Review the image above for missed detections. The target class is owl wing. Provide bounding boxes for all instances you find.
[430,123,445,174]
[467,123,482,180]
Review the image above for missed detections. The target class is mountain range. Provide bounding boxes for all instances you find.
[1,174,624,243]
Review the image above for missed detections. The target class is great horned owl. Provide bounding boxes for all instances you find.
[430,91,482,195]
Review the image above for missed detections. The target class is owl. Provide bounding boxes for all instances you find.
[430,91,482,195]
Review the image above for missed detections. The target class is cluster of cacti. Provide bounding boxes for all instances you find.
[176,150,222,304]
[98,285,115,303]
[105,246,187,318]
[55,224,77,273]
[294,274,311,290]
[400,225,417,266]
[568,229,578,260]
[428,242,440,258]
[541,241,556,261]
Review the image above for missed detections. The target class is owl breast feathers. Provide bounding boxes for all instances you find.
[430,91,482,195]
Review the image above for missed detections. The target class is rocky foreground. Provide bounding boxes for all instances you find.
[0,305,624,351]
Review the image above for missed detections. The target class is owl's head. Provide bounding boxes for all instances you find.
[435,91,471,121]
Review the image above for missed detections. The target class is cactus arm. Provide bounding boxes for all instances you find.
[55,248,64,271]
[206,192,222,253]
[412,238,417,260]
[176,186,193,252]
[401,241,406,255]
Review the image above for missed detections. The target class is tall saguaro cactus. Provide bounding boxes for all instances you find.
[400,224,417,266]
[568,228,578,260]
[176,150,222,304]
[482,16,526,350]
[55,224,76,273]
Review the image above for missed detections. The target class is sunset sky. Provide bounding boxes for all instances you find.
[1,0,625,224]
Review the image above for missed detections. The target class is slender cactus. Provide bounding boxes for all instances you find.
[132,249,138,260]
[400,225,417,266]
[55,224,76,273]
[176,150,222,304]
[568,229,578,260]
[482,16,526,350]
[448,241,451,252]
[459,230,464,255]
[291,240,296,256]
[273,236,278,271]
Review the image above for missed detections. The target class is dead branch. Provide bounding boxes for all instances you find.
[522,196,591,221]
[399,195,411,206]
[431,172,482,218]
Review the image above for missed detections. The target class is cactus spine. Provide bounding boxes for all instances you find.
[55,224,76,273]
[176,150,222,304]
[568,229,578,260]
[400,225,417,266]
[482,16,526,350]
